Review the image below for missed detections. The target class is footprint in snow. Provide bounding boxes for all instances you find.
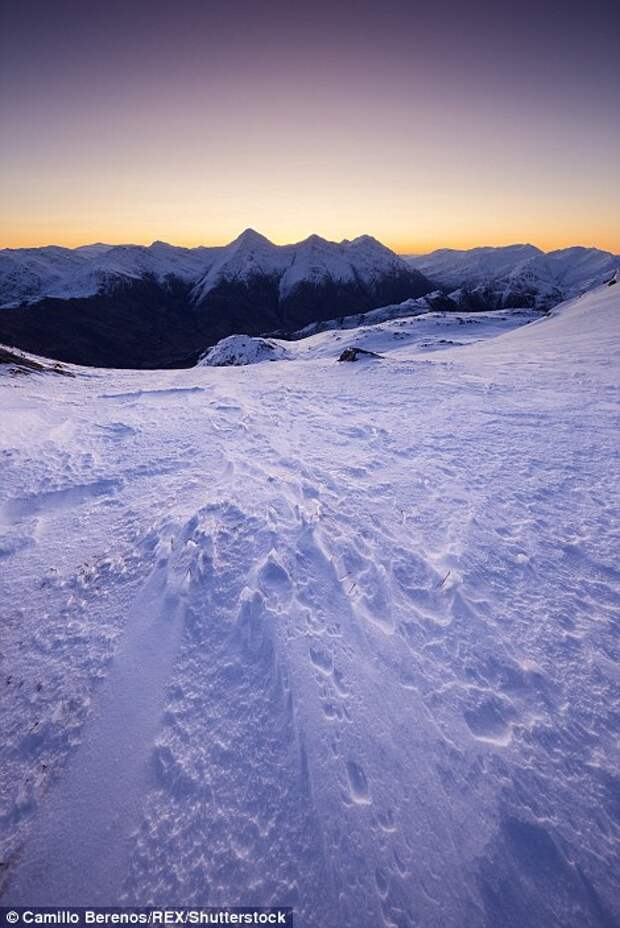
[345,760,371,805]
[257,552,292,604]
[308,645,333,676]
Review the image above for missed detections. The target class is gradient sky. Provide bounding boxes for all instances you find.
[1,0,618,253]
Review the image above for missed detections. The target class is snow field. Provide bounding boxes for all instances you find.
[0,285,618,926]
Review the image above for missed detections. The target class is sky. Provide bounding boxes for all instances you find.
[1,0,618,253]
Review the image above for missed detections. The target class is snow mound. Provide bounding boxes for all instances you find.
[199,334,292,366]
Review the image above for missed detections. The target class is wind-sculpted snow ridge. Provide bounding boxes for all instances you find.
[0,285,619,926]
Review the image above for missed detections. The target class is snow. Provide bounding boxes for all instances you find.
[0,231,423,311]
[407,244,620,309]
[201,335,293,366]
[208,307,540,363]
[277,235,357,299]
[190,231,419,305]
[405,244,543,288]
[290,292,450,338]
[189,230,293,305]
[0,242,220,308]
[0,281,619,925]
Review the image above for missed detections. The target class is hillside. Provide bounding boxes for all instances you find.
[1,279,618,925]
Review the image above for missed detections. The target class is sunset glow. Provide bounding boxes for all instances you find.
[1,0,618,253]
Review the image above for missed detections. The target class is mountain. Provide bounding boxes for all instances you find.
[0,241,219,308]
[476,246,620,309]
[1,234,616,368]
[187,230,432,340]
[0,231,433,368]
[406,244,543,289]
[406,244,619,310]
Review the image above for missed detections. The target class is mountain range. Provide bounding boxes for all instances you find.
[406,243,619,310]
[0,231,616,368]
[0,230,431,368]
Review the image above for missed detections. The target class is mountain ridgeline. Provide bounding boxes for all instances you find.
[404,243,619,311]
[0,231,617,369]
[0,230,432,368]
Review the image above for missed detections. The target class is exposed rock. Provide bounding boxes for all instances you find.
[337,347,382,363]
[0,345,73,376]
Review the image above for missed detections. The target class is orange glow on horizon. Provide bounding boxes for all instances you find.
[2,0,618,262]
[2,227,618,256]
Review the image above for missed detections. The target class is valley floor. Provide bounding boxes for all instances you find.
[0,294,618,927]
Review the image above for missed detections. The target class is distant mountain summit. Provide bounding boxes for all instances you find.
[0,231,432,367]
[406,244,619,310]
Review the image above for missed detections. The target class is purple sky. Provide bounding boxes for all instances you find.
[1,0,618,251]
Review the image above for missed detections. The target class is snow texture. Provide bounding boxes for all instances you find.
[0,281,619,927]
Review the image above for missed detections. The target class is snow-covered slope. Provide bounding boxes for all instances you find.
[406,244,619,310]
[203,307,538,364]
[0,242,219,308]
[1,280,618,924]
[287,290,452,339]
[406,244,543,288]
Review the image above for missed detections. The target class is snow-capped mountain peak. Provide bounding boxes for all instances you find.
[231,227,274,247]
[406,242,619,310]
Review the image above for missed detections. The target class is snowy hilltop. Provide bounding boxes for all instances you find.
[201,334,293,366]
[0,277,619,925]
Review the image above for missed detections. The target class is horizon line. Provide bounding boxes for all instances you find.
[1,231,617,257]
